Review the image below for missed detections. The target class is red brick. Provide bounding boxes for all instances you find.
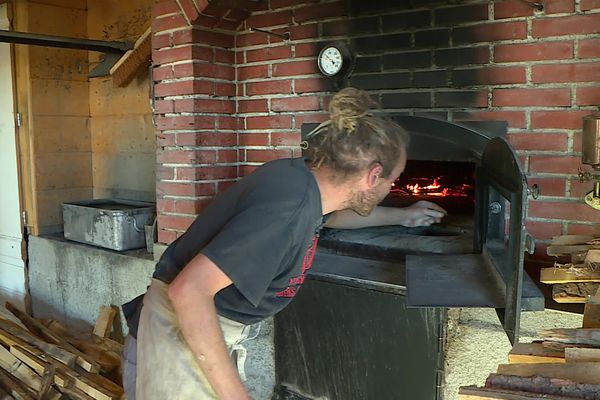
[525,220,563,240]
[156,166,175,180]
[570,178,595,198]
[238,65,269,80]
[157,199,176,213]
[454,111,526,129]
[271,132,301,146]
[218,117,238,130]
[508,132,569,152]
[173,62,235,80]
[153,65,174,81]
[172,29,234,48]
[215,82,236,97]
[246,149,293,162]
[157,149,217,164]
[529,200,600,222]
[581,0,600,11]
[178,0,200,23]
[158,215,196,231]
[171,199,209,215]
[295,78,329,94]
[492,88,571,107]
[275,24,318,42]
[217,149,238,163]
[246,45,293,63]
[153,14,188,33]
[246,80,292,96]
[294,112,328,127]
[155,99,174,114]
[294,42,319,58]
[272,60,319,77]
[454,66,526,85]
[153,46,213,64]
[272,96,320,112]
[154,80,213,97]
[157,115,216,130]
[239,165,259,177]
[454,21,527,43]
[574,131,582,153]
[174,98,235,113]
[494,1,534,19]
[532,14,600,37]
[294,2,346,23]
[238,99,269,113]
[532,63,600,83]
[271,0,319,9]
[531,110,593,129]
[245,10,292,29]
[239,133,269,146]
[237,32,268,47]
[157,133,175,147]
[152,33,172,50]
[156,181,216,196]
[215,49,235,64]
[153,1,180,18]
[576,87,600,106]
[246,115,292,130]
[176,133,237,146]
[529,155,583,174]
[494,41,573,62]
[566,223,600,235]
[578,38,600,58]
[528,177,567,197]
[177,166,237,180]
[193,0,209,12]
[545,0,575,13]
[158,228,178,244]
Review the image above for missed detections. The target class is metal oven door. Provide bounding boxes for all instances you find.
[406,137,543,344]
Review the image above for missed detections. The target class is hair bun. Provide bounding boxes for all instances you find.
[329,87,375,134]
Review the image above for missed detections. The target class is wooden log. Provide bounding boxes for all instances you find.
[0,366,35,400]
[486,373,600,400]
[0,346,61,400]
[93,307,117,339]
[552,283,600,303]
[564,347,600,363]
[459,386,581,399]
[5,304,100,373]
[540,267,600,284]
[583,286,600,329]
[508,343,564,364]
[539,328,600,347]
[497,363,600,385]
[0,320,77,368]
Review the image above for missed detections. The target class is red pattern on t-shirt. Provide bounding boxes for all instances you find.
[275,235,319,298]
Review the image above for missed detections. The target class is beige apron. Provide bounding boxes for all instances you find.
[134,279,255,400]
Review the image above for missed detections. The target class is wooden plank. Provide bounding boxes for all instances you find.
[0,320,77,368]
[55,385,95,400]
[459,386,580,399]
[508,343,564,364]
[551,235,596,245]
[565,347,600,363]
[5,304,100,373]
[0,366,35,400]
[93,307,117,339]
[583,286,600,329]
[110,27,151,88]
[552,283,600,303]
[547,244,593,256]
[539,328,600,347]
[585,249,600,264]
[540,267,600,284]
[9,346,70,388]
[497,363,600,385]
[486,373,600,399]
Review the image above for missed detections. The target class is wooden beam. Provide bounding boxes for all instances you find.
[551,235,596,245]
[0,366,35,400]
[540,268,600,284]
[565,347,600,363]
[546,244,595,256]
[93,307,117,339]
[459,386,579,399]
[552,283,600,303]
[497,363,600,385]
[0,345,61,399]
[110,27,151,88]
[539,328,600,347]
[508,343,564,364]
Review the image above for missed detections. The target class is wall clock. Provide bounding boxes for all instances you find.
[317,44,353,78]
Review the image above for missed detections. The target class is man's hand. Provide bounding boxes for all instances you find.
[399,200,447,227]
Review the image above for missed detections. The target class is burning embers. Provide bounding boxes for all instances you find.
[392,176,473,198]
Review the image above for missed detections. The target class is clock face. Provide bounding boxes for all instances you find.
[318,46,344,76]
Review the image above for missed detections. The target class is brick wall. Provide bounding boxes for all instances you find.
[152,0,600,257]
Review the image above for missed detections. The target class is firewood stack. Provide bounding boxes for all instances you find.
[541,235,600,305]
[0,303,124,400]
[458,273,600,398]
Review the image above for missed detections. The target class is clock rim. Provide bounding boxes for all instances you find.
[318,45,345,77]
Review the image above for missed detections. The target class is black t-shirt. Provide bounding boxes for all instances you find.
[123,157,323,336]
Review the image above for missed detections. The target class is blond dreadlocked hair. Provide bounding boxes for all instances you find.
[305,87,409,180]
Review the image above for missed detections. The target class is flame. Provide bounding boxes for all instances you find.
[391,176,473,198]
[406,178,442,194]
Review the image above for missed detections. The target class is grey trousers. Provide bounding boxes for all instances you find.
[122,279,261,400]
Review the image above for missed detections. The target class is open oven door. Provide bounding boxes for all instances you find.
[406,137,544,344]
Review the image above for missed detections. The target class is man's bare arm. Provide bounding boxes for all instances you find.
[325,201,447,229]
[168,253,250,400]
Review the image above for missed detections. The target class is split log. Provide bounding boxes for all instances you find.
[508,343,564,364]
[540,267,600,284]
[550,235,596,246]
[552,283,600,303]
[93,307,117,339]
[486,373,600,400]
[0,346,61,400]
[539,328,600,347]
[497,363,600,385]
[583,286,600,329]
[564,347,600,363]
[459,385,581,399]
[547,245,594,257]
[0,366,35,400]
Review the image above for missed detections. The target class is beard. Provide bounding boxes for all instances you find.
[347,187,384,217]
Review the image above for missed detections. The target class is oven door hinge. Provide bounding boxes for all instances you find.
[21,211,28,227]
[15,111,22,127]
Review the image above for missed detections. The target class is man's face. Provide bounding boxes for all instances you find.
[348,150,407,216]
